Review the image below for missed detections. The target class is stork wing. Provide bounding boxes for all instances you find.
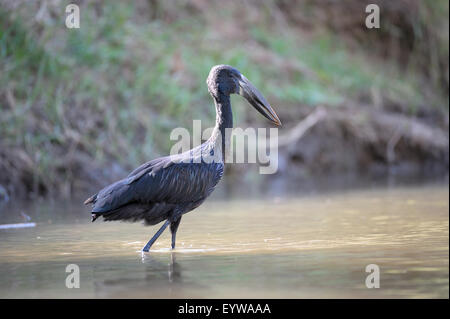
[88,156,223,214]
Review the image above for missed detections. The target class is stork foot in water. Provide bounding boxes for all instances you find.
[141,216,182,252]
[142,220,170,252]
[170,216,182,249]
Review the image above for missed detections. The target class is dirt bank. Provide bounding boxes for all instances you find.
[0,0,448,200]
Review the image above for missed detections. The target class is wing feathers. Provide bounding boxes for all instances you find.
[87,157,224,217]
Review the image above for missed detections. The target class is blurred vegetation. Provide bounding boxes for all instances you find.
[0,0,448,198]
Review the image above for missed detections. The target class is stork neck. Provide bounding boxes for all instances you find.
[215,93,233,132]
[212,93,233,160]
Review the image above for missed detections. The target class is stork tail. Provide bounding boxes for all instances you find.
[84,194,97,205]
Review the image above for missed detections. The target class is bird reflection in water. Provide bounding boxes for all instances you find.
[168,253,181,283]
[141,252,182,284]
[94,253,185,297]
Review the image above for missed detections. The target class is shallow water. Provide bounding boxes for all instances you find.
[0,185,448,298]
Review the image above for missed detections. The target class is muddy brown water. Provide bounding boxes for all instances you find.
[0,184,448,298]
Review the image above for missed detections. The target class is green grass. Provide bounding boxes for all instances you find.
[0,0,447,195]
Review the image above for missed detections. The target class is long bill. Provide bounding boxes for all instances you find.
[238,74,282,126]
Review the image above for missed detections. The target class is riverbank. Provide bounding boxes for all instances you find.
[0,0,448,200]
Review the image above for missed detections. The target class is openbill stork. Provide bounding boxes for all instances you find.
[84,65,282,252]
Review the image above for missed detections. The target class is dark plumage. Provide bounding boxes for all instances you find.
[84,65,281,252]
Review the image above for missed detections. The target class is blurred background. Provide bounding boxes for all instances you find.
[0,0,448,201]
[0,0,448,299]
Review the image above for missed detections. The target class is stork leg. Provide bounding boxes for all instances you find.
[142,219,170,252]
[170,216,182,249]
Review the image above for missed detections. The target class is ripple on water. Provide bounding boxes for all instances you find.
[0,185,448,298]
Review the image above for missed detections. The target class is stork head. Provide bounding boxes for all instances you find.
[207,65,282,126]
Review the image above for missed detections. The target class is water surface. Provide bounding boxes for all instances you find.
[0,185,448,298]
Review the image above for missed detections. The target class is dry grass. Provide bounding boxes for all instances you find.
[0,0,448,198]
